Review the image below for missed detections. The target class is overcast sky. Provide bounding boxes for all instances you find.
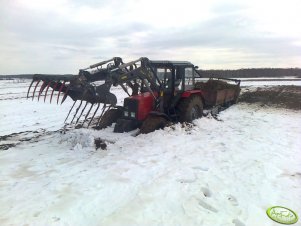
[0,0,300,74]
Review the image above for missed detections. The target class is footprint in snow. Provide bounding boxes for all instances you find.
[232,218,245,226]
[33,212,40,217]
[176,172,197,183]
[227,194,239,206]
[198,199,218,213]
[177,178,196,183]
[201,187,212,197]
[52,216,60,222]
[192,166,209,171]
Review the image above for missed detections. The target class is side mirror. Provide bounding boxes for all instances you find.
[194,66,199,70]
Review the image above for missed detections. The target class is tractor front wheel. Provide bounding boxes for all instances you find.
[177,95,203,122]
[96,108,123,130]
[139,115,168,134]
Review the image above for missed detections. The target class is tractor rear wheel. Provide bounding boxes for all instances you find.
[177,95,203,122]
[140,115,168,134]
[96,108,123,130]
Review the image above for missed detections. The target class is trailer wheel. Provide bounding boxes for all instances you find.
[177,95,203,122]
[140,115,168,134]
[96,108,123,129]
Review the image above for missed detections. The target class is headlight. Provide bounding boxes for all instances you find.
[130,112,136,118]
[124,111,129,117]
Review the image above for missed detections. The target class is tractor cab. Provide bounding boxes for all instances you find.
[149,60,200,110]
[149,60,197,93]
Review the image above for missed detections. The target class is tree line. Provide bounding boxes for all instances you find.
[198,68,301,78]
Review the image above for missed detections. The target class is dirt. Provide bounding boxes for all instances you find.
[0,129,59,151]
[239,85,301,110]
[0,144,17,150]
[195,79,240,91]
[94,138,107,150]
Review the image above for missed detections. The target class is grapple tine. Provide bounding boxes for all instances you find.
[27,79,35,98]
[50,81,59,104]
[37,81,47,101]
[64,100,77,123]
[57,81,66,104]
[43,81,51,103]
[61,85,70,105]
[70,100,83,124]
[32,80,41,100]
[84,103,94,122]
[88,103,100,127]
[75,102,88,125]
[96,104,107,126]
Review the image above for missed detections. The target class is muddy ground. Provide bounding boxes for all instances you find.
[239,85,301,110]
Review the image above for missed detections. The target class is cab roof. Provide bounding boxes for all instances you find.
[149,60,194,67]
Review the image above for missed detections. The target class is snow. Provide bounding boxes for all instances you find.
[0,79,300,226]
[241,80,301,86]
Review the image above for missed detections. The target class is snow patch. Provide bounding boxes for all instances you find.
[59,129,95,150]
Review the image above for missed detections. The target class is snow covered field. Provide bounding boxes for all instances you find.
[0,79,300,226]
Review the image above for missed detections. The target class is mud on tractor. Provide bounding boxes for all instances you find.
[27,57,241,133]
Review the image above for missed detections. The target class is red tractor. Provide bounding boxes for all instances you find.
[27,57,240,133]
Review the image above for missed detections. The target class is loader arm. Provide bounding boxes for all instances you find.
[110,57,161,95]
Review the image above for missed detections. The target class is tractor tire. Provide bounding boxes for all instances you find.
[96,108,123,130]
[114,119,140,133]
[177,95,203,122]
[139,115,168,134]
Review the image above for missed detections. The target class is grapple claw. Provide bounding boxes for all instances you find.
[27,80,35,98]
[57,81,66,104]
[37,81,47,101]
[26,57,133,128]
[32,80,41,100]
[50,82,59,104]
[43,82,51,102]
